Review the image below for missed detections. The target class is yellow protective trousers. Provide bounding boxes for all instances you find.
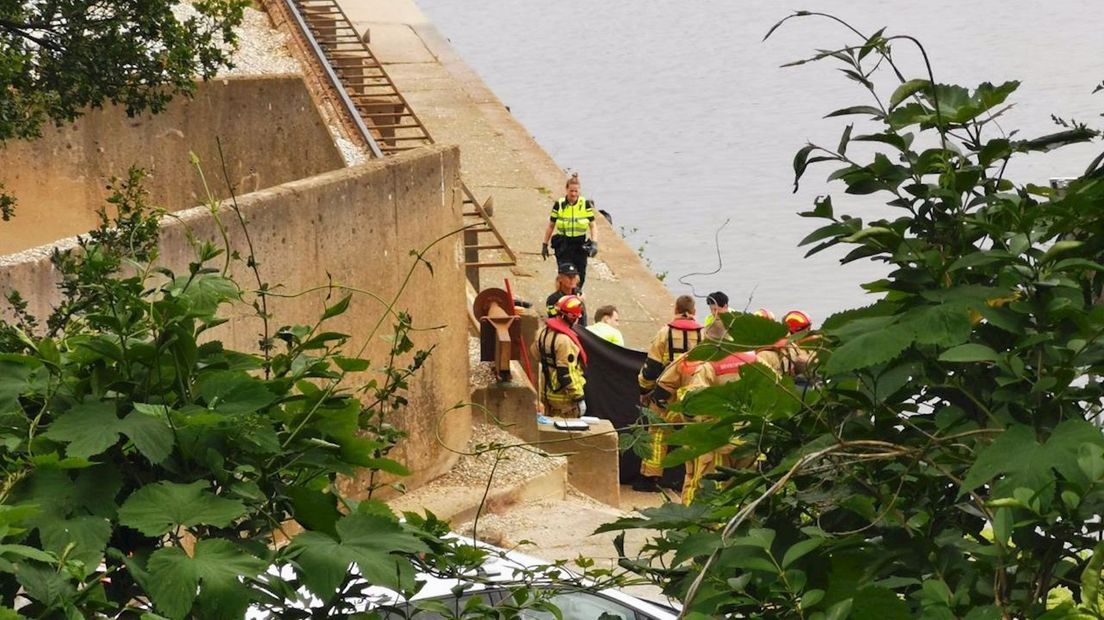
[682,449,728,505]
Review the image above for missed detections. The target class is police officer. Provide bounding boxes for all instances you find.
[531,295,588,418]
[541,173,598,291]
[634,295,703,491]
[545,263,586,326]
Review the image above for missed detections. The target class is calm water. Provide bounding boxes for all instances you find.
[416,0,1104,322]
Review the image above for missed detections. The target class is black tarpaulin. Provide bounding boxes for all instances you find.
[575,326,684,487]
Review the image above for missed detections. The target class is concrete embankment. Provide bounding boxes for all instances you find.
[336,0,675,346]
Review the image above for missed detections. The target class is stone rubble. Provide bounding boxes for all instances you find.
[468,336,499,389]
[333,133,369,166]
[171,4,302,77]
[436,423,565,488]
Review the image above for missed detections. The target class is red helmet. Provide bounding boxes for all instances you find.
[783,310,812,333]
[753,308,776,321]
[555,295,585,321]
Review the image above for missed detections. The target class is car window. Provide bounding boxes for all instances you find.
[517,591,637,620]
[375,591,497,619]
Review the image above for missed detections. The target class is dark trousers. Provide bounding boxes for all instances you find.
[553,236,589,290]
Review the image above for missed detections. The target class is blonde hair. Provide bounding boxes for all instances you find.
[565,173,580,189]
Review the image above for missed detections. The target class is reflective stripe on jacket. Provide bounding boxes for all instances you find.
[550,196,594,238]
[531,324,586,405]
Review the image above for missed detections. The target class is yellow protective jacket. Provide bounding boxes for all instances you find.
[638,316,702,394]
[756,335,819,377]
[550,196,595,238]
[531,323,586,405]
[654,350,758,411]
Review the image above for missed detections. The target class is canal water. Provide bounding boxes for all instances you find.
[416,0,1104,322]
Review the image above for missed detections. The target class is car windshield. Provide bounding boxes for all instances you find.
[378,588,644,620]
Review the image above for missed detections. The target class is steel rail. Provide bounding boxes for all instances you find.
[282,0,384,159]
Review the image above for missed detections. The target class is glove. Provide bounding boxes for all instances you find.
[541,243,549,260]
[585,240,599,258]
[577,400,588,416]
[639,394,653,407]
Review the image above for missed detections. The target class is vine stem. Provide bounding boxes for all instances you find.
[470,450,503,545]
[214,137,273,378]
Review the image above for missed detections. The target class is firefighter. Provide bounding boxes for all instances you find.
[540,173,598,291]
[531,295,588,418]
[644,320,758,503]
[757,309,816,380]
[634,295,703,491]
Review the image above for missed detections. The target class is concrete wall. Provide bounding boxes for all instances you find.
[0,146,471,493]
[0,76,345,255]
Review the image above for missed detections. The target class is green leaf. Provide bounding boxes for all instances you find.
[889,79,930,109]
[322,294,353,320]
[822,327,913,375]
[1042,240,1084,263]
[146,539,266,620]
[938,343,999,362]
[15,563,74,609]
[44,401,122,459]
[146,547,197,619]
[793,144,817,192]
[37,515,111,575]
[0,544,57,564]
[175,274,240,316]
[196,371,277,415]
[838,123,854,156]
[902,304,972,348]
[287,486,341,538]
[118,481,246,537]
[119,410,174,464]
[851,586,911,620]
[289,514,426,602]
[782,537,824,568]
[825,105,884,118]
[334,356,371,372]
[1048,420,1104,484]
[826,599,854,620]
[1082,541,1104,614]
[802,589,826,609]
[671,531,722,565]
[958,422,1103,502]
[964,607,1003,620]
[0,358,43,416]
[719,313,790,350]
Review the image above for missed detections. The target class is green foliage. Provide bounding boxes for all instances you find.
[0,177,453,618]
[0,0,246,143]
[608,13,1104,619]
[0,0,247,219]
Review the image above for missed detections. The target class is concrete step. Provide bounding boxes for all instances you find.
[387,424,568,525]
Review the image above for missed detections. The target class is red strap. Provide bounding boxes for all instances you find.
[668,318,703,331]
[546,318,587,365]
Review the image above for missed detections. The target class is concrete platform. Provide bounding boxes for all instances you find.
[537,418,621,508]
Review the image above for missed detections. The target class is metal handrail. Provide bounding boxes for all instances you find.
[282,0,384,159]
